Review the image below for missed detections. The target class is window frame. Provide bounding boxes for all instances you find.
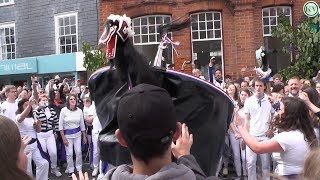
[54,12,78,54]
[0,22,16,60]
[190,11,224,78]
[262,6,292,37]
[0,0,14,7]
[132,15,174,64]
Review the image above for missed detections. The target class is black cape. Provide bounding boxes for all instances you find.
[88,67,234,176]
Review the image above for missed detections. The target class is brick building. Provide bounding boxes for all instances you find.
[99,0,320,80]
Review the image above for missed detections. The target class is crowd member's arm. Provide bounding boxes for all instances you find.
[31,76,39,102]
[48,80,55,106]
[172,123,219,180]
[80,87,87,101]
[230,122,241,139]
[59,108,69,146]
[16,99,35,123]
[52,110,59,139]
[0,87,5,97]
[243,101,251,133]
[79,110,87,144]
[299,92,320,117]
[60,78,68,102]
[234,110,283,154]
[86,115,94,125]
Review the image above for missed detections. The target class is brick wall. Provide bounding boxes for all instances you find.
[100,0,320,80]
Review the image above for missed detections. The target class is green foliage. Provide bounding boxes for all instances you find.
[82,42,109,72]
[272,14,320,81]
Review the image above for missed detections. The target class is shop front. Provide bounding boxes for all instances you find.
[0,53,87,89]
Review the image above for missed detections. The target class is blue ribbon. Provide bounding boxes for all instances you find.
[64,127,81,135]
[29,138,51,163]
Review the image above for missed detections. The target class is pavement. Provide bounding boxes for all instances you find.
[49,162,94,180]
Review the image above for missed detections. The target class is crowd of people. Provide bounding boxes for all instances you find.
[0,75,98,179]
[187,58,320,180]
[1,66,320,180]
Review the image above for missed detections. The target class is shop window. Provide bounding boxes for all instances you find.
[132,15,173,65]
[262,6,292,73]
[0,23,15,60]
[191,12,223,80]
[55,12,78,54]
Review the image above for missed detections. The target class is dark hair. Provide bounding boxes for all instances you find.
[272,73,282,80]
[272,84,284,93]
[226,82,239,101]
[238,88,251,109]
[123,131,173,165]
[241,81,249,86]
[0,115,32,180]
[225,75,232,79]
[302,86,320,107]
[66,94,78,111]
[252,77,265,87]
[214,69,222,73]
[275,97,318,149]
[16,99,33,117]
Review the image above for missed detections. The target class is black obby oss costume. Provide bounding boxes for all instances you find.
[88,14,234,176]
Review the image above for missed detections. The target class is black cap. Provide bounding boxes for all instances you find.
[117,84,177,145]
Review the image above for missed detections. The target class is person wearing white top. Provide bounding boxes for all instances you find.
[34,95,62,177]
[229,88,250,177]
[235,97,318,179]
[0,85,18,120]
[243,79,274,180]
[15,98,49,180]
[87,101,102,177]
[59,94,87,177]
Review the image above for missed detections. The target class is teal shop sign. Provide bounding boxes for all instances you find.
[0,58,37,75]
[304,1,319,17]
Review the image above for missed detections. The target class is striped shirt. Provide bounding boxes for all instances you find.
[34,107,59,132]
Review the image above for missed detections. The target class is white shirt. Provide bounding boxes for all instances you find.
[59,107,85,138]
[15,114,37,138]
[274,130,310,175]
[244,94,274,136]
[88,102,102,133]
[83,106,90,120]
[0,101,18,121]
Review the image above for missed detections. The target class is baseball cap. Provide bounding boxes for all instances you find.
[117,84,177,146]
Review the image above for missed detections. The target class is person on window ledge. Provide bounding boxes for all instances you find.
[208,57,225,89]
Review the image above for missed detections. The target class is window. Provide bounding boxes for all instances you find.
[191,12,223,80]
[0,23,15,60]
[262,6,292,73]
[262,6,291,36]
[55,12,78,54]
[132,15,173,65]
[0,0,14,6]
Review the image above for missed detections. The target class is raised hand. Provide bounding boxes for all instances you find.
[171,123,193,159]
[21,136,32,149]
[72,171,89,180]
